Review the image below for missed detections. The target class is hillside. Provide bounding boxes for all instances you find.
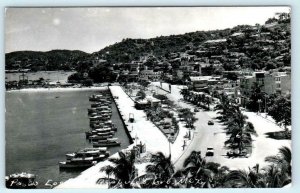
[5,50,89,71]
[5,12,291,72]
[91,21,290,70]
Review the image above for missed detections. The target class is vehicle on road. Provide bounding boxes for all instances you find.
[206,147,214,156]
[208,120,214,125]
[194,108,199,112]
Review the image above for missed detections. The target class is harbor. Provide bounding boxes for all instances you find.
[5,87,130,188]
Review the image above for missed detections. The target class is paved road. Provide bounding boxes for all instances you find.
[150,83,227,169]
[151,83,291,170]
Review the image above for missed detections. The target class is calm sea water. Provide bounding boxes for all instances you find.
[5,90,130,188]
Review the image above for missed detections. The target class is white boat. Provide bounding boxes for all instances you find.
[59,160,97,169]
[94,128,113,133]
[66,153,108,161]
[65,147,108,158]
[89,134,113,140]
[92,138,121,147]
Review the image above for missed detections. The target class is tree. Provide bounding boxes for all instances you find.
[97,151,136,188]
[223,166,266,188]
[88,65,117,83]
[224,109,257,155]
[140,80,150,88]
[246,82,264,112]
[265,146,291,179]
[182,151,213,187]
[268,96,291,129]
[144,152,175,188]
[99,165,115,188]
[180,88,189,100]
[136,90,146,100]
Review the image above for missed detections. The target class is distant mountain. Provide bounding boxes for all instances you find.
[5,50,89,71]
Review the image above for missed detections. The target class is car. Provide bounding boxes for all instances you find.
[206,147,214,156]
[194,108,199,112]
[208,120,214,125]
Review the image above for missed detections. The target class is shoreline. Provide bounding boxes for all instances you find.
[5,86,109,93]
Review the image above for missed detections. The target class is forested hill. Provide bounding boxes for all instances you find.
[5,50,89,71]
[91,26,245,63]
[91,18,291,69]
[5,12,291,71]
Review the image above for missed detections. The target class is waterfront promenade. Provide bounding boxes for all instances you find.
[57,83,291,188]
[57,85,179,188]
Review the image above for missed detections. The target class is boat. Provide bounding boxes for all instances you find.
[65,147,108,159]
[89,94,103,102]
[59,160,97,169]
[94,128,113,133]
[88,108,97,114]
[6,173,37,189]
[89,134,114,140]
[66,152,109,161]
[92,138,121,147]
[89,116,102,121]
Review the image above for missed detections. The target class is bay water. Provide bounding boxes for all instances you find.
[5,89,130,188]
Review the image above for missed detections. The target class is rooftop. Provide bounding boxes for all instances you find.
[204,39,227,44]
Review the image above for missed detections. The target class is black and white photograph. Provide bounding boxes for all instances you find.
[4,7,291,189]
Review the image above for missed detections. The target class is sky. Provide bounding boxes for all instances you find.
[5,6,290,54]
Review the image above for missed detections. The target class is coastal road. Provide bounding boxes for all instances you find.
[149,83,227,169]
[151,82,291,170]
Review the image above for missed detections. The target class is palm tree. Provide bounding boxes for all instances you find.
[265,146,291,186]
[224,107,257,155]
[214,95,235,122]
[97,151,136,188]
[144,152,175,188]
[223,170,258,188]
[204,96,211,110]
[262,164,288,187]
[223,164,269,188]
[182,151,215,188]
[99,165,115,188]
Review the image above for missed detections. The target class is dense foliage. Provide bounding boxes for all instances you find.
[5,50,89,71]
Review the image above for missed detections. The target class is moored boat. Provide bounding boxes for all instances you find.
[92,138,121,147]
[59,160,97,169]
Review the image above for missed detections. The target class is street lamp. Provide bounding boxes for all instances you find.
[257,99,262,114]
[187,117,192,140]
[264,93,268,113]
[168,133,174,158]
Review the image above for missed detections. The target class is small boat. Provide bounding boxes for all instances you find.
[66,152,109,161]
[94,128,113,133]
[92,138,121,147]
[6,173,37,189]
[88,108,97,114]
[89,134,114,140]
[65,147,108,158]
[89,116,102,121]
[59,160,97,169]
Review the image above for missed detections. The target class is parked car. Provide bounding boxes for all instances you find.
[206,147,214,156]
[194,108,199,112]
[208,120,214,125]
